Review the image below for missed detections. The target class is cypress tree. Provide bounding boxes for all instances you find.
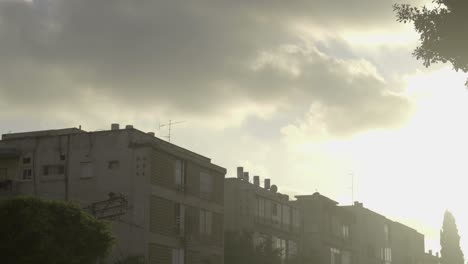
[440,210,464,264]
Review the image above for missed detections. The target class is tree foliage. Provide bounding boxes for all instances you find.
[0,196,115,264]
[440,210,464,264]
[394,0,468,85]
[224,231,283,264]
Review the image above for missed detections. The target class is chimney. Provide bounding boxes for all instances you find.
[111,123,120,130]
[253,176,260,186]
[147,132,155,136]
[237,167,244,179]
[243,171,249,182]
[125,125,133,129]
[264,179,271,190]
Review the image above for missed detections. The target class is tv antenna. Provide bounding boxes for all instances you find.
[158,120,185,142]
[349,172,355,204]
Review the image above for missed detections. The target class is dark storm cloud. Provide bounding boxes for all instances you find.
[0,0,417,134]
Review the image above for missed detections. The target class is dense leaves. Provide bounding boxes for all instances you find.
[0,196,115,264]
[394,0,468,85]
[440,210,464,264]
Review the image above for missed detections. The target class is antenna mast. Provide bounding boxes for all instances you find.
[349,172,355,204]
[159,120,185,142]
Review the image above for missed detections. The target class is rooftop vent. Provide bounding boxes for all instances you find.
[125,125,133,129]
[243,171,249,182]
[147,132,155,137]
[111,123,120,130]
[264,179,271,190]
[237,167,244,179]
[253,176,260,186]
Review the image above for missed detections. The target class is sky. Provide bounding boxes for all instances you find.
[1,0,467,255]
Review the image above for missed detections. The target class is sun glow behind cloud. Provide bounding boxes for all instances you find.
[281,65,468,253]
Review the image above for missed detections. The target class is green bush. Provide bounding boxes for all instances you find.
[0,196,115,264]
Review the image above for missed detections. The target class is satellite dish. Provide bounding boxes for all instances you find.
[270,185,278,193]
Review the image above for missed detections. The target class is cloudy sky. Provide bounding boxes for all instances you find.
[2,0,468,255]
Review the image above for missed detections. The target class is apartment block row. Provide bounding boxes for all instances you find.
[0,125,225,264]
[226,172,436,264]
[0,125,440,264]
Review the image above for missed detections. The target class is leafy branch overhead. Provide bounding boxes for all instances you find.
[393,0,468,85]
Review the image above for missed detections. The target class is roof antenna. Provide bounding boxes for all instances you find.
[349,171,355,205]
[158,120,185,142]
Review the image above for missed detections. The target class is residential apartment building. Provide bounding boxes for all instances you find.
[424,250,441,264]
[293,193,426,264]
[294,192,354,264]
[224,167,301,263]
[342,202,425,264]
[0,125,226,264]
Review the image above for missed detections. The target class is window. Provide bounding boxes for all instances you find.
[272,203,281,225]
[0,168,7,181]
[288,240,298,257]
[43,165,65,175]
[175,160,185,188]
[280,239,286,260]
[254,233,267,247]
[60,154,66,161]
[330,248,340,264]
[80,162,94,179]
[22,157,31,164]
[272,202,278,215]
[341,250,352,264]
[282,205,290,227]
[292,208,300,229]
[381,248,392,264]
[108,160,119,170]
[331,216,341,237]
[199,209,212,236]
[22,168,32,181]
[272,236,281,249]
[175,204,185,236]
[200,172,213,199]
[172,248,184,264]
[384,223,390,242]
[258,197,265,219]
[342,224,350,240]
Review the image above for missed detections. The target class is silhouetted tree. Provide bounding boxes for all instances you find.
[394,0,468,85]
[224,231,282,264]
[0,196,115,264]
[440,210,464,264]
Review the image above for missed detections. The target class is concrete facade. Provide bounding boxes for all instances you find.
[342,202,425,264]
[224,167,301,263]
[424,251,441,264]
[294,193,426,264]
[294,193,354,264]
[0,125,226,264]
